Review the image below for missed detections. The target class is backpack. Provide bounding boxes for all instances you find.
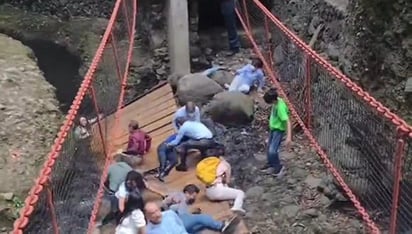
[196,157,221,186]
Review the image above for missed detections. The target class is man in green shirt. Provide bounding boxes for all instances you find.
[260,88,292,177]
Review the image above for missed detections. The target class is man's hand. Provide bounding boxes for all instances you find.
[285,137,292,151]
[191,207,202,214]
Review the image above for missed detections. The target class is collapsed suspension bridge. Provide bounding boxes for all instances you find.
[11,0,412,233]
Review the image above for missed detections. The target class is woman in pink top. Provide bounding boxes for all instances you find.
[205,157,245,214]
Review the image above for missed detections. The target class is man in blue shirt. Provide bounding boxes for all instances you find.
[172,101,201,132]
[145,202,189,234]
[226,58,265,94]
[167,117,224,171]
[162,184,240,234]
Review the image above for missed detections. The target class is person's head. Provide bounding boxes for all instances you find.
[145,202,162,224]
[125,171,146,192]
[79,116,88,127]
[263,88,278,104]
[185,102,196,118]
[117,155,141,168]
[251,58,263,69]
[128,120,139,133]
[117,190,145,224]
[175,116,188,127]
[182,184,200,204]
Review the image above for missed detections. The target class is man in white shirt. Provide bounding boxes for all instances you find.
[172,101,201,132]
[167,117,224,171]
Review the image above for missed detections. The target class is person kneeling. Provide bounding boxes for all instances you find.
[162,184,239,234]
[196,156,246,215]
[166,117,220,172]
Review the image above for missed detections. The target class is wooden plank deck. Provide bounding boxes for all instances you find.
[91,83,249,234]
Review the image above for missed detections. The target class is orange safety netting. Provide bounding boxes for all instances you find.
[12,0,136,233]
[12,0,412,234]
[236,1,412,233]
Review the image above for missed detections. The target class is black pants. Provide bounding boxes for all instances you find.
[176,138,224,166]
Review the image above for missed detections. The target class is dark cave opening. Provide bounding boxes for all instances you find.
[22,39,83,113]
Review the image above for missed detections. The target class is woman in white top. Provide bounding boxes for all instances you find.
[116,190,147,234]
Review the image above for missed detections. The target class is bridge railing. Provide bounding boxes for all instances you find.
[237,0,412,233]
[12,0,136,233]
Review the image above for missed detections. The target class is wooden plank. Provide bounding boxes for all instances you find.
[91,84,248,233]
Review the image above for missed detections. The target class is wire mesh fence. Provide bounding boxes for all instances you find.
[237,0,412,233]
[13,0,137,233]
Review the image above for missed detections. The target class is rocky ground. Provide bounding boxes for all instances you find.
[204,50,366,233]
[0,34,62,229]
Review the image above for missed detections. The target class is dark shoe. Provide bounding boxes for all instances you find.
[221,215,241,234]
[175,164,188,172]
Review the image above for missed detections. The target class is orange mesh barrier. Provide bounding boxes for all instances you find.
[236,1,412,233]
[12,0,137,233]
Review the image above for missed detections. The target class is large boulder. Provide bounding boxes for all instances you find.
[204,91,255,126]
[209,70,234,87]
[176,73,224,105]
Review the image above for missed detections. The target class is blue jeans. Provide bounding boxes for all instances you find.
[158,143,178,168]
[179,213,223,234]
[267,130,284,172]
[220,0,240,51]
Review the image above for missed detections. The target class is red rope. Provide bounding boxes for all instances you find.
[86,0,138,231]
[235,3,381,233]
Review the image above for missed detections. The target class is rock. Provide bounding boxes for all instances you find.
[273,45,285,65]
[301,208,319,218]
[167,73,184,89]
[0,193,14,201]
[209,70,234,87]
[245,186,265,198]
[281,205,300,219]
[326,43,340,61]
[176,73,223,105]
[0,34,61,198]
[203,91,254,126]
[304,175,322,189]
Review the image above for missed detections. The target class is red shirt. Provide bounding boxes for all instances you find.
[126,130,151,155]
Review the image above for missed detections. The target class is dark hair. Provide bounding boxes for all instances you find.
[263,88,278,104]
[129,120,139,130]
[125,171,146,192]
[117,189,145,225]
[252,58,263,68]
[183,184,200,194]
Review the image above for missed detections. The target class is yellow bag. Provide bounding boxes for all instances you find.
[196,157,221,186]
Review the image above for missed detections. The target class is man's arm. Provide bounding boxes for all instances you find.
[278,104,292,142]
[170,211,188,233]
[256,72,265,90]
[236,64,252,74]
[167,125,186,146]
[195,107,201,122]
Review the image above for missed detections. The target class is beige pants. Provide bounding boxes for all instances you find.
[205,183,245,211]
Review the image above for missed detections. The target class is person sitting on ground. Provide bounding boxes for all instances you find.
[100,171,166,226]
[172,101,201,132]
[162,184,240,234]
[74,113,104,140]
[145,202,188,234]
[115,190,147,234]
[260,88,291,177]
[156,133,189,182]
[197,156,246,215]
[225,58,265,94]
[118,120,152,166]
[166,117,218,172]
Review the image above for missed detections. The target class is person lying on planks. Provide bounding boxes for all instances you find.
[172,101,201,132]
[98,171,166,228]
[196,156,246,215]
[166,116,220,172]
[145,202,188,234]
[156,133,189,182]
[224,58,265,95]
[162,184,240,234]
[118,120,152,167]
[115,190,147,234]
